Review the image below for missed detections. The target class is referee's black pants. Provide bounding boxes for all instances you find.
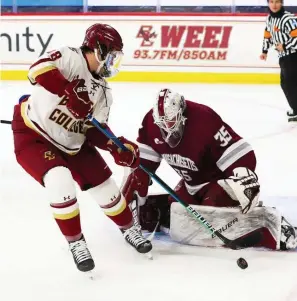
[280,52,297,114]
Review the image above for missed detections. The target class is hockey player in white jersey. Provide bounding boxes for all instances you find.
[12,23,152,273]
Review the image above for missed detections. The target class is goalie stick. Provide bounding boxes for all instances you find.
[87,114,262,250]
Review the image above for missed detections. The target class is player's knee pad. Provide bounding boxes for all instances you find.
[43,166,76,204]
[88,177,127,216]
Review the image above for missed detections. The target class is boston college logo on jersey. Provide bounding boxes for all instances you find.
[44,151,56,161]
[163,154,198,171]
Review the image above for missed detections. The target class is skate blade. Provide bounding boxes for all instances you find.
[145,251,153,260]
[85,270,96,280]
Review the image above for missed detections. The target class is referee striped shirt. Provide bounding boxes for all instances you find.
[263,11,297,58]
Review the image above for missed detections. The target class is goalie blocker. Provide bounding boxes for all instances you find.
[134,193,297,251]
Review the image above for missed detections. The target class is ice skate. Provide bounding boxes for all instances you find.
[123,225,152,254]
[280,217,297,250]
[287,110,297,122]
[69,235,95,272]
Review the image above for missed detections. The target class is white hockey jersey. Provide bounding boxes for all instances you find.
[22,46,113,154]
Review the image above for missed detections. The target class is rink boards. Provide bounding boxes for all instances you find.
[1,14,281,83]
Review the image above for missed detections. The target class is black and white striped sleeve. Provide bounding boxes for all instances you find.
[262,17,273,54]
[284,16,297,50]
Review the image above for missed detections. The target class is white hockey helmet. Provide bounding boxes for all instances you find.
[153,89,187,148]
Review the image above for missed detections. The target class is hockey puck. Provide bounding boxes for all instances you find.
[237,257,248,269]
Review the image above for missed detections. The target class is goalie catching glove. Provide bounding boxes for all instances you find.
[222,167,260,214]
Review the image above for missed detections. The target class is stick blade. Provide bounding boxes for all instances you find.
[227,229,263,250]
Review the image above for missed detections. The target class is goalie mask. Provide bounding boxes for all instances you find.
[82,23,123,78]
[153,89,187,148]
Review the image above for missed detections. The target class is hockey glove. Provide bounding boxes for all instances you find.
[224,167,260,214]
[106,137,140,168]
[122,167,151,205]
[65,79,92,119]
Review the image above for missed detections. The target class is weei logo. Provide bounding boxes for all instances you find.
[1,27,53,56]
[135,25,232,62]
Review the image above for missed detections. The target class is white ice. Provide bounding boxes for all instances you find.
[1,81,297,301]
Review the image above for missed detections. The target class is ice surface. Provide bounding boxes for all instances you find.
[1,81,297,301]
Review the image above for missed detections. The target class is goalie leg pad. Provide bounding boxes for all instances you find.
[170,203,282,249]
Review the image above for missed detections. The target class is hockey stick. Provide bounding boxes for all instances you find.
[1,120,12,125]
[87,115,262,250]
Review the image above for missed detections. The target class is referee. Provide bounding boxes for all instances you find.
[260,0,297,122]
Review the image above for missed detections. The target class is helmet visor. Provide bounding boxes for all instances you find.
[103,50,123,78]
